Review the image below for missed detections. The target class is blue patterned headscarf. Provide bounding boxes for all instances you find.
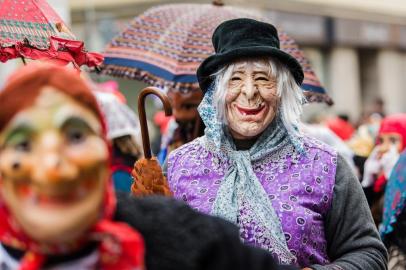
[198,82,304,264]
[381,150,406,239]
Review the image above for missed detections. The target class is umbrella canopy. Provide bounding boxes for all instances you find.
[101,2,332,105]
[0,0,103,67]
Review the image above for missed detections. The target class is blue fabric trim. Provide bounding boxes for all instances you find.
[104,57,198,83]
[381,151,406,239]
[157,148,168,165]
[301,83,326,94]
[112,171,133,193]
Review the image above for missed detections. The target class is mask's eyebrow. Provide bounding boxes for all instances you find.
[59,116,97,134]
[54,106,101,135]
[252,71,269,76]
[2,122,35,146]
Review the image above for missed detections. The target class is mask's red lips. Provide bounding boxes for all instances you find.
[15,180,95,206]
[236,105,265,116]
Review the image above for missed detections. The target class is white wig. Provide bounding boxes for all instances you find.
[211,58,305,137]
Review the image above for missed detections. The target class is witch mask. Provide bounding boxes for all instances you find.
[167,88,202,123]
[225,60,279,140]
[0,64,114,249]
[0,64,145,270]
[0,86,109,244]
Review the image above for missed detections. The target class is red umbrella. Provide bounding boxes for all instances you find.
[0,0,103,68]
[101,1,332,105]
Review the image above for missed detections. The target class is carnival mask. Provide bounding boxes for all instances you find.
[225,60,279,139]
[0,87,109,244]
[167,89,203,123]
[377,132,403,158]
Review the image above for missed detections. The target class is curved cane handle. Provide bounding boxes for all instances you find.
[138,87,172,159]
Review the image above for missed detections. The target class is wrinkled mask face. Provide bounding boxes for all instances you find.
[167,89,203,124]
[376,132,403,158]
[0,87,109,245]
[225,60,279,139]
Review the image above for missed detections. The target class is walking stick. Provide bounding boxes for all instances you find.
[137,87,172,159]
[131,87,173,196]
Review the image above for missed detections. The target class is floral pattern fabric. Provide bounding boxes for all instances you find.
[381,150,406,239]
[167,134,337,266]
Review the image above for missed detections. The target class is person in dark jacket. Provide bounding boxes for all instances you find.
[0,63,295,270]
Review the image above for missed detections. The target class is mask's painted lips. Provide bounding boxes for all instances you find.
[236,104,265,116]
[16,179,95,206]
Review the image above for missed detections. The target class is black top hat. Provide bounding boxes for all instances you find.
[197,18,304,93]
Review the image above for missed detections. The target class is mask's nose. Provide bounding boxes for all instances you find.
[31,132,78,183]
[240,77,259,102]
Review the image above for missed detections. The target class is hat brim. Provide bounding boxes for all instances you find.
[197,46,304,93]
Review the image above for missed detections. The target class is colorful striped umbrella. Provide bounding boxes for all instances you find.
[0,0,103,68]
[101,2,332,105]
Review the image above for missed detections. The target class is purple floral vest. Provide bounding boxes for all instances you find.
[167,135,337,267]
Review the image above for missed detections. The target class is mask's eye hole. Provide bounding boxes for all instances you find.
[390,137,399,144]
[66,129,86,144]
[61,117,94,145]
[255,76,269,81]
[15,140,31,152]
[3,126,34,153]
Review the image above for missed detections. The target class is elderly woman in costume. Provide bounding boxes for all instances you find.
[0,63,300,270]
[166,18,387,269]
[381,150,406,269]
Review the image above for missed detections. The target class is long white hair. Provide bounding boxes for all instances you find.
[211,58,304,137]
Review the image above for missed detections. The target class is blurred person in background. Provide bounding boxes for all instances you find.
[372,97,386,118]
[0,63,300,270]
[325,114,355,141]
[361,114,406,224]
[348,112,382,180]
[94,81,143,192]
[157,88,205,164]
[380,150,406,269]
[302,114,355,171]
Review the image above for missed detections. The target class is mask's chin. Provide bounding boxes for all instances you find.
[2,170,107,245]
[228,124,267,140]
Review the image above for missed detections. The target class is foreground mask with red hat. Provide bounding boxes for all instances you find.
[0,63,144,270]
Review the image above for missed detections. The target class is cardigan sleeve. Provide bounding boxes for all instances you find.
[310,154,388,270]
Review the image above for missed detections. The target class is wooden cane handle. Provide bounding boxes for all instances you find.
[137,87,172,159]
